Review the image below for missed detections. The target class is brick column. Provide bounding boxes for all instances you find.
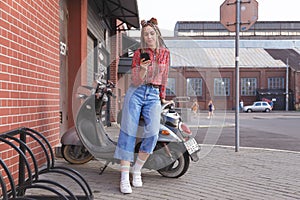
[108,20,120,123]
[67,0,87,127]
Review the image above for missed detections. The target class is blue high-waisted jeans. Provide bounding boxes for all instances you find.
[114,84,161,162]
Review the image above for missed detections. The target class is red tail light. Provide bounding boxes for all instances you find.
[179,122,191,135]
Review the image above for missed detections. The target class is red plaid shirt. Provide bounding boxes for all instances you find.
[131,48,170,99]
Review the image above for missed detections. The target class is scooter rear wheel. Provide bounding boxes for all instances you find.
[157,143,190,178]
[62,145,93,164]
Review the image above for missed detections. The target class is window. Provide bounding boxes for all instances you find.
[241,78,257,96]
[268,77,284,89]
[166,78,176,95]
[187,78,202,96]
[87,35,96,87]
[214,78,230,96]
[254,102,261,107]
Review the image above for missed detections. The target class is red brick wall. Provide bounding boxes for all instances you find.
[295,71,300,109]
[109,20,122,122]
[169,67,287,110]
[0,0,60,188]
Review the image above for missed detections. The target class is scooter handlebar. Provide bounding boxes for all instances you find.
[107,89,116,98]
[161,100,175,110]
[107,80,115,88]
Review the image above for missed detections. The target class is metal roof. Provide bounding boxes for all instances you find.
[118,47,287,74]
[165,39,300,49]
[164,39,292,68]
[174,21,300,38]
[94,0,140,29]
[122,33,140,53]
[265,49,300,71]
[169,47,286,68]
[175,21,300,32]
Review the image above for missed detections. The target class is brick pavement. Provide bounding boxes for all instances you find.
[37,111,300,199]
[42,145,300,200]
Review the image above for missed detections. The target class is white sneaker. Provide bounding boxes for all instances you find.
[132,172,143,187]
[120,181,132,194]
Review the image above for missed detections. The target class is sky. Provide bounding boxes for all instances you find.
[136,0,300,34]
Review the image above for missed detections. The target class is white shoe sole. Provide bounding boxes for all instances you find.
[120,181,132,194]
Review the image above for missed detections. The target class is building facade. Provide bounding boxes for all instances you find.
[166,21,300,111]
[117,21,300,111]
[0,0,139,191]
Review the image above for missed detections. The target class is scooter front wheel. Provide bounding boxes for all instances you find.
[62,145,93,164]
[157,143,190,178]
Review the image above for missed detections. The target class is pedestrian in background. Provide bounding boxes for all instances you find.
[269,100,274,109]
[240,99,244,111]
[207,100,214,119]
[191,99,199,115]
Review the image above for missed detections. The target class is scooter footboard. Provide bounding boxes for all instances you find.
[76,95,116,157]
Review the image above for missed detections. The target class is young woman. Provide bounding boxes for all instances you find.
[191,99,199,115]
[114,18,170,194]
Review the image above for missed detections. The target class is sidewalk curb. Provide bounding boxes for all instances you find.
[253,116,300,119]
[199,144,300,154]
[188,123,235,128]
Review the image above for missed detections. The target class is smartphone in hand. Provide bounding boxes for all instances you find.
[140,52,150,61]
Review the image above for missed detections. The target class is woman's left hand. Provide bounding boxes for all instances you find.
[161,99,174,105]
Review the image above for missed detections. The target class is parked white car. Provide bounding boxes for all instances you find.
[243,101,272,113]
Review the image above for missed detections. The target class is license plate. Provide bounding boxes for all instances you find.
[184,138,200,154]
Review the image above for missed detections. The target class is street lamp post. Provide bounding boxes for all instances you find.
[235,0,241,152]
[220,0,258,153]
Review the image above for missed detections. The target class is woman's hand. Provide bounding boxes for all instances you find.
[141,58,151,69]
[161,99,174,105]
[139,58,151,78]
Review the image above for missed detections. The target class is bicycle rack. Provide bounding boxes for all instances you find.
[0,127,94,200]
